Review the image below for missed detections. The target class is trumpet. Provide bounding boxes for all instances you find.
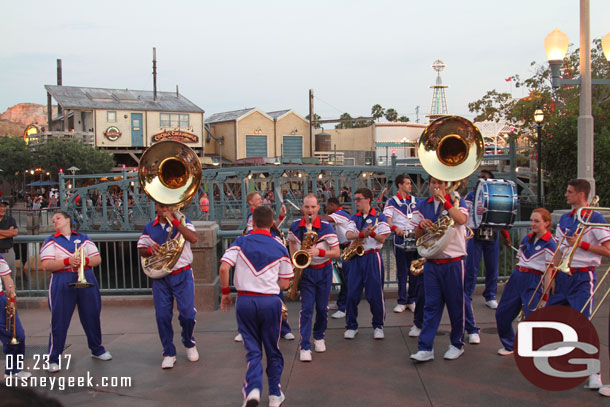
[69,240,93,288]
[5,295,19,345]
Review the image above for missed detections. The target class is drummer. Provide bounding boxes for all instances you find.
[464,170,511,344]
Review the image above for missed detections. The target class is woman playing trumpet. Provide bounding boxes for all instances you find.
[0,254,30,379]
[495,208,556,356]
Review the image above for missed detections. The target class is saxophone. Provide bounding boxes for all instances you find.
[342,218,378,261]
[287,215,318,300]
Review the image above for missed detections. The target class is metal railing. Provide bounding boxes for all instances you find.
[13,233,150,296]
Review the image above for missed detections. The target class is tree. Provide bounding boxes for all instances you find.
[335,113,354,129]
[371,104,385,121]
[0,136,35,195]
[305,113,322,129]
[468,38,610,205]
[37,140,115,176]
[385,108,398,122]
[397,116,410,122]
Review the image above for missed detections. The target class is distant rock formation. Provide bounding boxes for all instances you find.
[0,103,57,127]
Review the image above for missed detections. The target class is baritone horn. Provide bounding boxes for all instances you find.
[138,141,202,279]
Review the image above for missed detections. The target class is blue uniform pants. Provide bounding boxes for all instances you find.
[48,269,105,364]
[495,270,542,351]
[394,245,419,305]
[466,235,500,302]
[152,268,197,357]
[547,269,596,318]
[418,259,465,351]
[411,273,425,329]
[345,252,385,330]
[335,260,351,312]
[0,295,26,374]
[298,263,332,351]
[236,295,283,397]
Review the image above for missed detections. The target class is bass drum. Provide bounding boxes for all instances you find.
[473,179,518,228]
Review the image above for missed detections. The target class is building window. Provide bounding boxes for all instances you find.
[160,113,189,128]
[107,111,117,122]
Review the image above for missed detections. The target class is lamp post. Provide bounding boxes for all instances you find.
[544,2,610,197]
[534,109,544,206]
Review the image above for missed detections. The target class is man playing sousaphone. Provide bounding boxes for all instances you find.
[409,176,468,362]
[138,203,199,369]
[41,211,112,372]
[287,194,339,362]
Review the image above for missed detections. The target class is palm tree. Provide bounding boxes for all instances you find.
[385,108,398,122]
[371,104,385,122]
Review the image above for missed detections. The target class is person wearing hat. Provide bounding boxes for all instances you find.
[0,201,18,279]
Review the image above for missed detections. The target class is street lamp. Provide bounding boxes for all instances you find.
[543,5,610,196]
[534,109,544,206]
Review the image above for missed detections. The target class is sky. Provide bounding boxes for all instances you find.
[1,0,610,123]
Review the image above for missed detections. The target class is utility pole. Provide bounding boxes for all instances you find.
[309,89,314,157]
[415,106,420,123]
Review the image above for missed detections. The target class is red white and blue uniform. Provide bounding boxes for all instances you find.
[344,209,391,331]
[221,230,293,398]
[0,255,26,375]
[328,207,352,313]
[40,231,106,364]
[245,222,293,338]
[547,209,610,317]
[496,232,557,351]
[137,216,197,357]
[411,195,468,352]
[288,217,339,351]
[383,193,421,308]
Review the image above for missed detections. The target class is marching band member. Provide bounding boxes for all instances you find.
[40,211,111,373]
[543,179,610,391]
[220,206,293,407]
[409,177,468,362]
[343,188,391,340]
[383,175,421,315]
[235,192,293,343]
[0,255,30,379]
[463,170,511,345]
[287,194,339,362]
[495,208,556,356]
[322,197,352,319]
[137,203,199,369]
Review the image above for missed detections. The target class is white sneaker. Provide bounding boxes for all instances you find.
[161,356,176,369]
[485,300,498,309]
[410,350,434,362]
[299,349,312,362]
[14,370,32,379]
[92,351,112,361]
[48,363,60,373]
[408,326,421,337]
[282,332,295,341]
[243,388,260,407]
[331,310,346,319]
[497,348,514,356]
[186,346,199,362]
[234,333,243,342]
[269,391,286,407]
[393,304,407,313]
[373,328,384,339]
[468,333,481,344]
[344,329,358,339]
[599,385,610,397]
[407,303,416,312]
[314,339,326,353]
[587,373,603,390]
[444,345,464,360]
[328,303,338,310]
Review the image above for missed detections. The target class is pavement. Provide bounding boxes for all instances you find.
[2,288,610,407]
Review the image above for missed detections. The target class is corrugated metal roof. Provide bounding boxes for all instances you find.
[205,108,255,124]
[45,85,204,113]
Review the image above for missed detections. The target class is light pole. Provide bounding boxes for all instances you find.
[544,4,610,196]
[534,109,544,206]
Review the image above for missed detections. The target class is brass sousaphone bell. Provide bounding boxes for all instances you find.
[138,140,202,279]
